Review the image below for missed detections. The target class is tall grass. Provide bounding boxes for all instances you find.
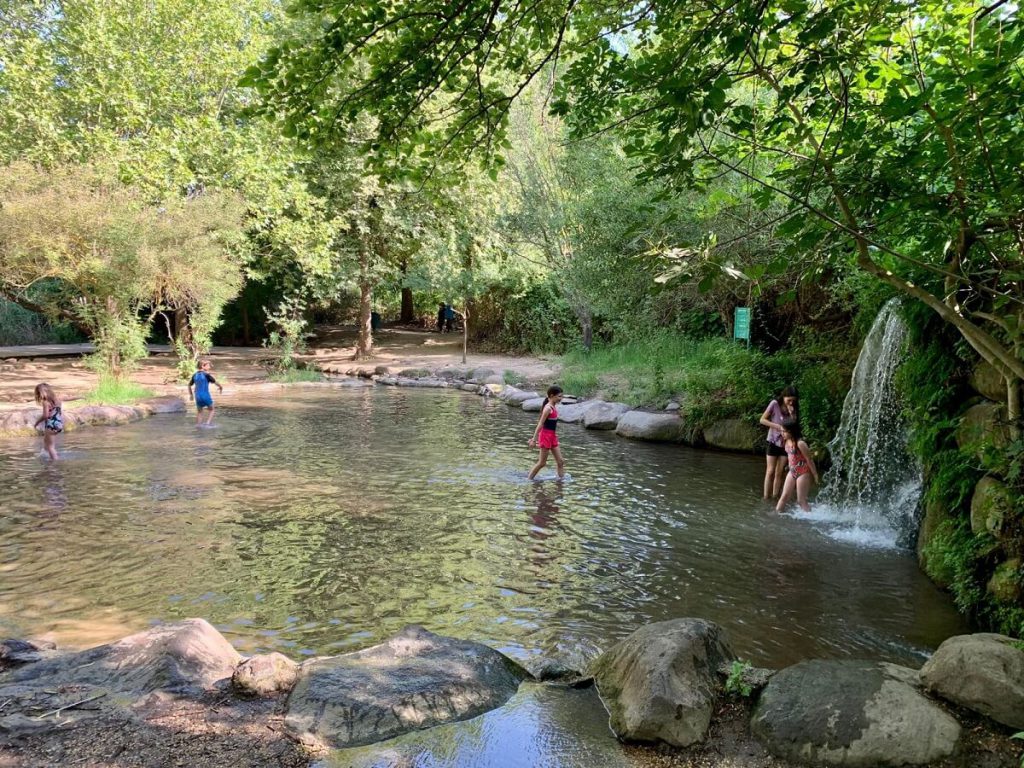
[80,375,154,405]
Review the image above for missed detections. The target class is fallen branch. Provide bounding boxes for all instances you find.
[34,692,106,720]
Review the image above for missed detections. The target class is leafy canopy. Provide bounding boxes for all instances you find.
[253,0,1024,384]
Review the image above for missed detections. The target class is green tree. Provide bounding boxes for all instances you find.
[0,162,244,377]
[0,0,333,357]
[252,0,1024,420]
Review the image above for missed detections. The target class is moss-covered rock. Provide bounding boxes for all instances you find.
[970,476,1014,538]
[703,419,761,453]
[917,496,953,582]
[987,559,1022,604]
[955,402,1010,460]
[969,360,1007,403]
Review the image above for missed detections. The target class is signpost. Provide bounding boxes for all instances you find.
[734,307,751,348]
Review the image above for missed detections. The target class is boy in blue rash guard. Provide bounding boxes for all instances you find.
[188,359,223,426]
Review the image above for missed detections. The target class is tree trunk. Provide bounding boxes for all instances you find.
[354,252,373,360]
[580,310,593,352]
[241,304,251,345]
[401,287,414,324]
[1008,376,1021,441]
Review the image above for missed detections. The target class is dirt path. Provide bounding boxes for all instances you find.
[0,326,560,412]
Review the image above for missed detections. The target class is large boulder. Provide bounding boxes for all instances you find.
[503,388,541,406]
[970,476,1014,538]
[969,360,1006,402]
[436,367,468,380]
[956,402,1010,459]
[921,633,1024,729]
[284,625,528,750]
[703,419,761,453]
[557,401,600,423]
[987,559,1022,603]
[522,397,546,412]
[468,367,497,382]
[141,396,187,414]
[583,402,631,430]
[591,618,735,747]
[615,411,690,443]
[397,368,432,379]
[0,619,240,695]
[752,660,960,767]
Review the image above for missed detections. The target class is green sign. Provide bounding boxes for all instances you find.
[734,307,751,344]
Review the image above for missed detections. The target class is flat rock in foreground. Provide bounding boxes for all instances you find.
[0,618,240,696]
[284,625,529,750]
[752,659,960,767]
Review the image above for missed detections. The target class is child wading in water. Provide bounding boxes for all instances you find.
[775,421,819,513]
[188,359,223,426]
[528,386,565,480]
[33,383,64,461]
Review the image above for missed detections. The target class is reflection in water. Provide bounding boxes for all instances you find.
[0,389,965,669]
[332,683,634,768]
[525,483,561,577]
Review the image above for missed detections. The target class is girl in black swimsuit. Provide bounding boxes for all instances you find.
[34,383,64,461]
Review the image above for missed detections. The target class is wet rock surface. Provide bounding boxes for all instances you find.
[752,660,960,767]
[284,624,528,750]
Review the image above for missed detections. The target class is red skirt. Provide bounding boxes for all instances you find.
[538,428,559,449]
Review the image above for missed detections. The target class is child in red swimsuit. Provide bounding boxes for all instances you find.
[528,386,565,480]
[775,421,819,512]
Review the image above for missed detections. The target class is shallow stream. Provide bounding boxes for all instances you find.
[0,387,967,764]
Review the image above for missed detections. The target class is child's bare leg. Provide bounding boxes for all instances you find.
[775,474,795,512]
[195,407,203,426]
[205,405,216,425]
[796,474,812,511]
[551,447,565,478]
[528,449,549,480]
[43,432,58,461]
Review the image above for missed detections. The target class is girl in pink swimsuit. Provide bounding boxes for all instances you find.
[528,386,565,480]
[775,421,819,513]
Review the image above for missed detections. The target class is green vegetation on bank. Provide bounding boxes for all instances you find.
[901,307,1024,638]
[269,368,324,384]
[80,376,155,406]
[558,331,854,448]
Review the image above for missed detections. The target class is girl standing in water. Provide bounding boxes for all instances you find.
[528,386,565,480]
[775,421,819,513]
[33,383,64,461]
[760,385,799,498]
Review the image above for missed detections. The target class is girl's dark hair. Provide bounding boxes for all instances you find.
[547,385,563,398]
[782,419,802,440]
[781,385,799,400]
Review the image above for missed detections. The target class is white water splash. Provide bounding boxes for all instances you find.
[814,299,921,548]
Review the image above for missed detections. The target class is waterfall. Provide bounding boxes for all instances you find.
[812,299,921,548]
